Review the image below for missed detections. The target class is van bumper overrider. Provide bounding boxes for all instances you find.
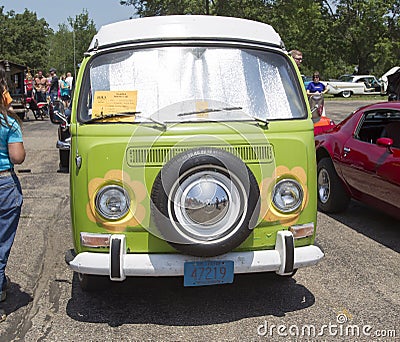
[65,231,324,281]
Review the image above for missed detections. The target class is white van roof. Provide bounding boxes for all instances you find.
[88,15,283,51]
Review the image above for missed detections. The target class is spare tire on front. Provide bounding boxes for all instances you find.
[150,147,260,257]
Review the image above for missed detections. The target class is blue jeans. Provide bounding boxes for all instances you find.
[0,172,23,297]
[50,92,58,103]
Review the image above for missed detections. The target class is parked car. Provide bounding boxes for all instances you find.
[315,101,400,219]
[49,100,70,172]
[60,15,324,291]
[326,74,382,98]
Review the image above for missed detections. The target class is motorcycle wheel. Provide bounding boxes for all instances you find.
[33,110,39,120]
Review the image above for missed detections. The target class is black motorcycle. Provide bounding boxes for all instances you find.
[49,100,70,172]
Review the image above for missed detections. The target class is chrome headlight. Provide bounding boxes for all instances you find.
[95,185,130,220]
[272,179,303,213]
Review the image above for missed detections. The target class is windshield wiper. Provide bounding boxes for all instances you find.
[242,112,269,128]
[177,106,243,117]
[177,106,268,127]
[133,113,167,130]
[84,111,141,123]
[84,111,167,130]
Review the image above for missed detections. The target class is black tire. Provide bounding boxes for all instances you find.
[150,147,260,257]
[317,157,350,213]
[77,273,110,292]
[341,90,352,98]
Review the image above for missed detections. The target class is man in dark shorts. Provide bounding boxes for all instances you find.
[49,68,59,103]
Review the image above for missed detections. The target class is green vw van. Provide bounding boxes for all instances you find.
[64,15,324,290]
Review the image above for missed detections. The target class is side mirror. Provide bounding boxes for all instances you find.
[49,100,65,124]
[376,137,393,149]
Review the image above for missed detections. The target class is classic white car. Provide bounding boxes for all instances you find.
[326,74,382,98]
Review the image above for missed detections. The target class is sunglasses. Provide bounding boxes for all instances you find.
[313,75,320,78]
[294,57,303,61]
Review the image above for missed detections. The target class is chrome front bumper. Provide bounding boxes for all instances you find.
[66,231,324,281]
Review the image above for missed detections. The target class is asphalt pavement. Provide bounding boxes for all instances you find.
[0,102,398,341]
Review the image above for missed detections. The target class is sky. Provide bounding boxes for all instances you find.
[0,0,135,30]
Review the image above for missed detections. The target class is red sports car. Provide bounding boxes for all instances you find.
[315,101,400,219]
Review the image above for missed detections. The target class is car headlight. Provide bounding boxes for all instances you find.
[95,185,130,220]
[272,179,303,213]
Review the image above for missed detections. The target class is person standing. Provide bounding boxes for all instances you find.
[49,68,59,103]
[306,72,327,95]
[24,71,34,99]
[0,67,26,322]
[60,75,70,107]
[0,66,12,110]
[65,72,74,93]
[289,50,303,68]
[34,70,47,103]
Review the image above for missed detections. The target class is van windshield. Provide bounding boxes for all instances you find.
[78,46,306,123]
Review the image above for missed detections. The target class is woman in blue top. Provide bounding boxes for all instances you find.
[0,78,26,321]
[306,72,327,95]
[60,75,71,107]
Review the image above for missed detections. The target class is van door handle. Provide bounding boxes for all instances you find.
[343,147,350,156]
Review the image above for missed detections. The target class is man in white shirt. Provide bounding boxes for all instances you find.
[65,72,74,92]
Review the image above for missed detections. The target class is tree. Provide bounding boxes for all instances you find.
[331,0,392,76]
[47,10,97,77]
[0,7,51,70]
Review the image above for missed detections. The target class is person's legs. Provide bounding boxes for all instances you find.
[50,92,58,103]
[36,91,46,103]
[0,173,23,301]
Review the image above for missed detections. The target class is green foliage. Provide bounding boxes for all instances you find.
[0,7,96,78]
[2,1,400,80]
[120,0,400,79]
[0,7,51,69]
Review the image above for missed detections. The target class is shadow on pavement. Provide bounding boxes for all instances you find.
[66,272,315,327]
[323,200,400,253]
[0,281,33,316]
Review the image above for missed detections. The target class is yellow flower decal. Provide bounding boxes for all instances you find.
[86,169,147,232]
[259,166,308,226]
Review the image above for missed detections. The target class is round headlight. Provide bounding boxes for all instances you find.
[272,179,303,213]
[95,185,130,220]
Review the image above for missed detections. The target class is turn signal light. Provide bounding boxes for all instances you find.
[80,232,111,248]
[289,223,314,239]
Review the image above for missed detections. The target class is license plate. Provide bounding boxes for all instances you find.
[184,260,234,287]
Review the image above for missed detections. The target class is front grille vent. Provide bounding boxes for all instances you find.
[126,145,274,166]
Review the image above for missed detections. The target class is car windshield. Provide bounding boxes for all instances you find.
[78,46,306,123]
[338,75,355,82]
